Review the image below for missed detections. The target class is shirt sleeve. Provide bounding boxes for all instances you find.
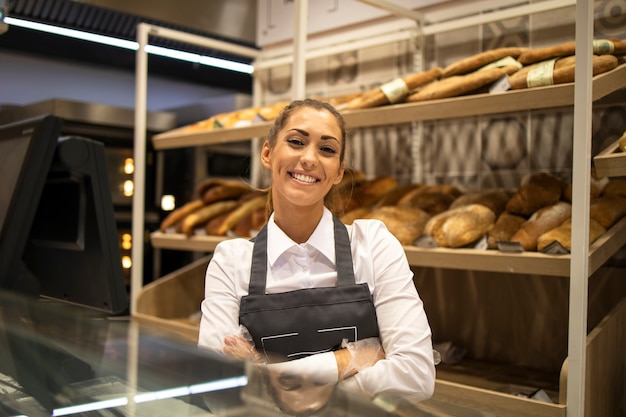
[198,239,249,353]
[342,219,436,405]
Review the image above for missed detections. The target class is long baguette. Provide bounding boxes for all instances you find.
[442,47,528,77]
[181,200,239,236]
[343,68,443,110]
[517,38,626,65]
[216,195,268,236]
[406,66,518,103]
[202,182,251,204]
[509,54,618,89]
[159,200,204,232]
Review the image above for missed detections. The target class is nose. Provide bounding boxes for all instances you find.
[300,144,318,168]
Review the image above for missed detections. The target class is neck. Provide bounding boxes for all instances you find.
[273,203,325,244]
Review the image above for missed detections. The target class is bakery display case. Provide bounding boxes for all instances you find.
[131,1,626,416]
[1,291,403,417]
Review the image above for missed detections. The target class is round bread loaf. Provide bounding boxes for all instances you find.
[424,204,496,248]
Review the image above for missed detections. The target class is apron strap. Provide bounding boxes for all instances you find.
[248,215,355,295]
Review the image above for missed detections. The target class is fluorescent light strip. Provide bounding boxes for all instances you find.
[5,17,253,74]
[48,375,248,416]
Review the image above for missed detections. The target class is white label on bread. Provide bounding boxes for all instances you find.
[593,39,614,55]
[380,78,410,104]
[526,59,556,88]
[490,75,511,94]
[480,56,522,71]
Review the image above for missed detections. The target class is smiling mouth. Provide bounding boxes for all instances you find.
[290,172,319,184]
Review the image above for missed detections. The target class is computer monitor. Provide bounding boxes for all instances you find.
[0,114,129,414]
[0,114,129,314]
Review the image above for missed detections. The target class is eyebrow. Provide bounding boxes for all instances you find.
[288,128,339,143]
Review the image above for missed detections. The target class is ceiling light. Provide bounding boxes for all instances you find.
[4,17,253,74]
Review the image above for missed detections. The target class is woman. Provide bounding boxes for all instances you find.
[198,98,435,413]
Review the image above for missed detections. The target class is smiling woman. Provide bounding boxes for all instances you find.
[198,98,436,415]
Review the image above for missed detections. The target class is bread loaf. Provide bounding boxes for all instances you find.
[216,195,268,236]
[424,204,496,248]
[563,175,609,202]
[449,189,511,217]
[202,182,251,204]
[517,38,626,65]
[406,66,519,103]
[159,200,204,232]
[510,202,572,251]
[537,218,606,251]
[589,195,626,229]
[505,173,565,216]
[442,47,528,77]
[180,200,239,236]
[509,54,618,89]
[344,68,443,110]
[340,207,371,225]
[349,176,399,210]
[365,206,431,245]
[487,211,527,249]
[374,184,423,208]
[602,179,626,198]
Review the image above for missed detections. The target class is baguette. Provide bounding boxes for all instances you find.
[180,200,239,236]
[509,54,618,89]
[202,182,251,204]
[487,211,527,249]
[537,218,606,251]
[340,207,372,225]
[442,47,528,77]
[517,38,626,65]
[424,204,496,248]
[159,200,204,232]
[343,68,443,110]
[406,66,519,103]
[510,202,572,251]
[619,131,626,152]
[216,195,268,236]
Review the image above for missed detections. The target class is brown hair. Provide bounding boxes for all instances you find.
[264,98,350,217]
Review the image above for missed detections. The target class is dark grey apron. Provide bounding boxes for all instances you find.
[239,216,380,363]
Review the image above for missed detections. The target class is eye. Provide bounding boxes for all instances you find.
[286,136,305,146]
[320,145,337,155]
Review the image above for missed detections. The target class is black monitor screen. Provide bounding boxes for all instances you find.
[0,115,129,315]
[0,115,62,292]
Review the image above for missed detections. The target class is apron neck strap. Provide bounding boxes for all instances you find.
[248,216,355,295]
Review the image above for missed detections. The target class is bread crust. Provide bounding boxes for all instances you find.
[510,202,572,251]
[424,204,496,248]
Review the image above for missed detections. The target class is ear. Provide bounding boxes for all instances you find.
[261,140,271,169]
[333,161,345,185]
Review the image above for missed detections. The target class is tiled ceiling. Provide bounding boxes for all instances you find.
[0,0,257,93]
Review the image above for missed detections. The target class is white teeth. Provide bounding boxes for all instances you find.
[292,173,317,183]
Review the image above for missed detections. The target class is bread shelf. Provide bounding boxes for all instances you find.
[151,216,626,277]
[151,63,626,151]
[594,137,626,178]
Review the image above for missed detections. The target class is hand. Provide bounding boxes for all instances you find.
[222,326,262,362]
[337,337,385,380]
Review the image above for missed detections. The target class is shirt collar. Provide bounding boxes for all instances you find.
[266,207,336,267]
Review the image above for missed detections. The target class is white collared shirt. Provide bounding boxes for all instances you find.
[199,207,435,404]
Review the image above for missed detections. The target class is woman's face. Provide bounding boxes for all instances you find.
[262,107,345,211]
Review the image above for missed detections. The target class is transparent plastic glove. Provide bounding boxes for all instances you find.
[339,337,385,380]
[223,325,262,362]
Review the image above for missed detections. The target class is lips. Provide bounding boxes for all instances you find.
[291,172,319,183]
